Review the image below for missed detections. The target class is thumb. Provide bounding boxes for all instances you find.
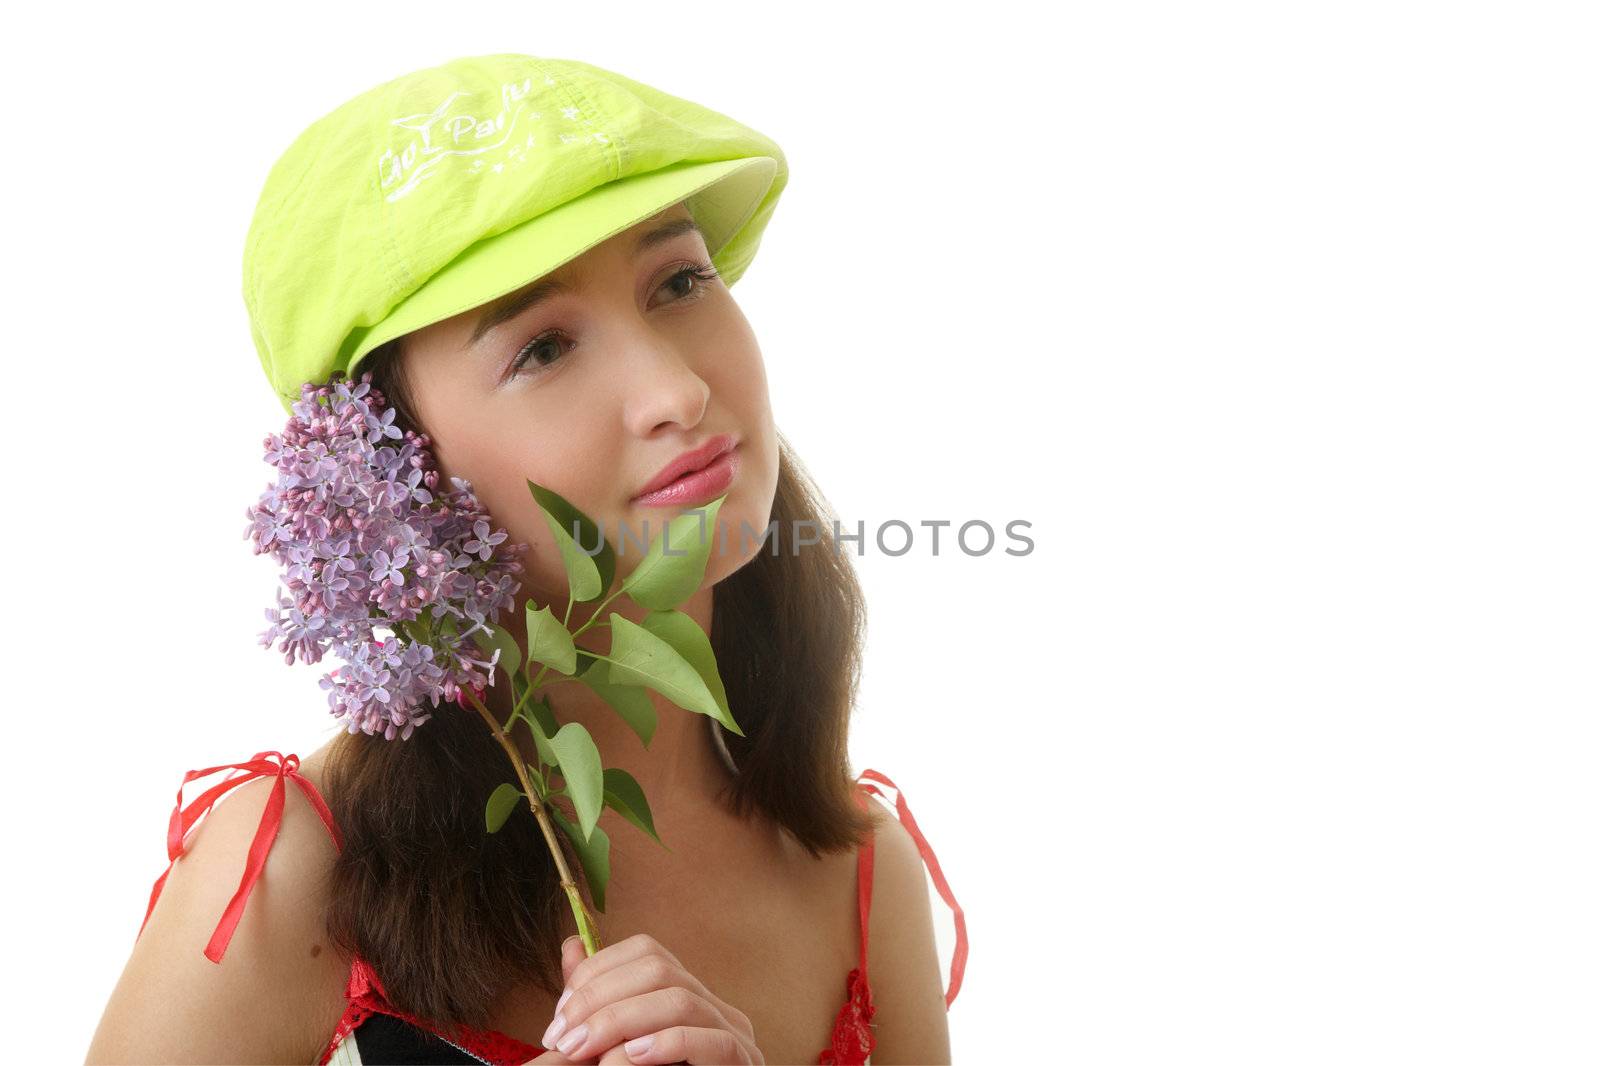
[560,933,586,984]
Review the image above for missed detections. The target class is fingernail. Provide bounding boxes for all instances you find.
[540,1010,567,1051]
[625,1034,655,1058]
[556,1022,589,1057]
[539,987,572,1048]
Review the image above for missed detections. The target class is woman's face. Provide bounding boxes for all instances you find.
[396,200,780,612]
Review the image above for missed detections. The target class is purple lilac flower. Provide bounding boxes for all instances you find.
[245,370,528,740]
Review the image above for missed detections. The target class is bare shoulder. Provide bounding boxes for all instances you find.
[86,738,350,1065]
[861,790,953,1064]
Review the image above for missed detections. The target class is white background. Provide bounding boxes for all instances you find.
[4,2,1596,1062]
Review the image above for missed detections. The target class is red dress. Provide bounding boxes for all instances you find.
[139,753,968,1065]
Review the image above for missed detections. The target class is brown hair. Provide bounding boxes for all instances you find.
[320,338,875,1035]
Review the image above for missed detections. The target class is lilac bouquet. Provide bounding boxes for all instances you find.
[245,370,741,954]
[246,373,526,739]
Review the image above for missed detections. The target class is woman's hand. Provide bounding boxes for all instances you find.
[534,932,763,1065]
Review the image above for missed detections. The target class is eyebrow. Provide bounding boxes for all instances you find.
[468,216,705,346]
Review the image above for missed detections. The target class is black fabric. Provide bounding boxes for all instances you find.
[351,1012,492,1065]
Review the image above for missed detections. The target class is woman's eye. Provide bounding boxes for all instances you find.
[509,332,567,375]
[657,262,720,304]
[507,262,720,378]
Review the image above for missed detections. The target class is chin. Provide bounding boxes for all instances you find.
[705,492,773,580]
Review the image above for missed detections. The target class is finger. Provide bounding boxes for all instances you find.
[550,987,732,1062]
[551,936,754,1045]
[622,1025,754,1065]
[564,933,685,994]
[517,1048,588,1065]
[595,1044,634,1065]
[550,948,721,1047]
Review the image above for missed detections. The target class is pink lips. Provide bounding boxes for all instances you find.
[632,435,739,508]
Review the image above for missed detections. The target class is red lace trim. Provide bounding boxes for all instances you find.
[317,954,541,1066]
[817,964,877,1065]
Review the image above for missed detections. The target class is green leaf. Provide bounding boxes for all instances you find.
[601,767,666,847]
[485,782,523,834]
[576,656,658,748]
[605,613,744,736]
[524,602,577,674]
[639,610,734,728]
[549,721,604,840]
[618,495,727,610]
[528,480,615,603]
[550,806,612,912]
[526,694,560,740]
[470,621,524,688]
[510,695,560,767]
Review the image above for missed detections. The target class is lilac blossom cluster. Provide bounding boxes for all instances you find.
[244,371,528,740]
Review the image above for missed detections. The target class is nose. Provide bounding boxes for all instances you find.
[621,337,711,437]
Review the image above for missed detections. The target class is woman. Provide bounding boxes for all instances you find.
[87,55,964,1065]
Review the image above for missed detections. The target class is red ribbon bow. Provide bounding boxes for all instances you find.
[138,751,344,964]
[857,768,969,1009]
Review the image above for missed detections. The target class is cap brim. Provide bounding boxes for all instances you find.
[341,155,778,383]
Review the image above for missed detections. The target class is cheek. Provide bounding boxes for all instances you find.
[709,350,782,554]
[434,413,625,605]
[708,334,773,431]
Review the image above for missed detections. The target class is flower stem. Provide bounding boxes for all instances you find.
[505,662,549,729]
[507,614,615,724]
[464,690,604,958]
[568,584,627,642]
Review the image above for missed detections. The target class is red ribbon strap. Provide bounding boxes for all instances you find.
[857,768,969,1009]
[138,751,344,964]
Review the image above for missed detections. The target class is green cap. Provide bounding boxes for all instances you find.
[242,53,787,414]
